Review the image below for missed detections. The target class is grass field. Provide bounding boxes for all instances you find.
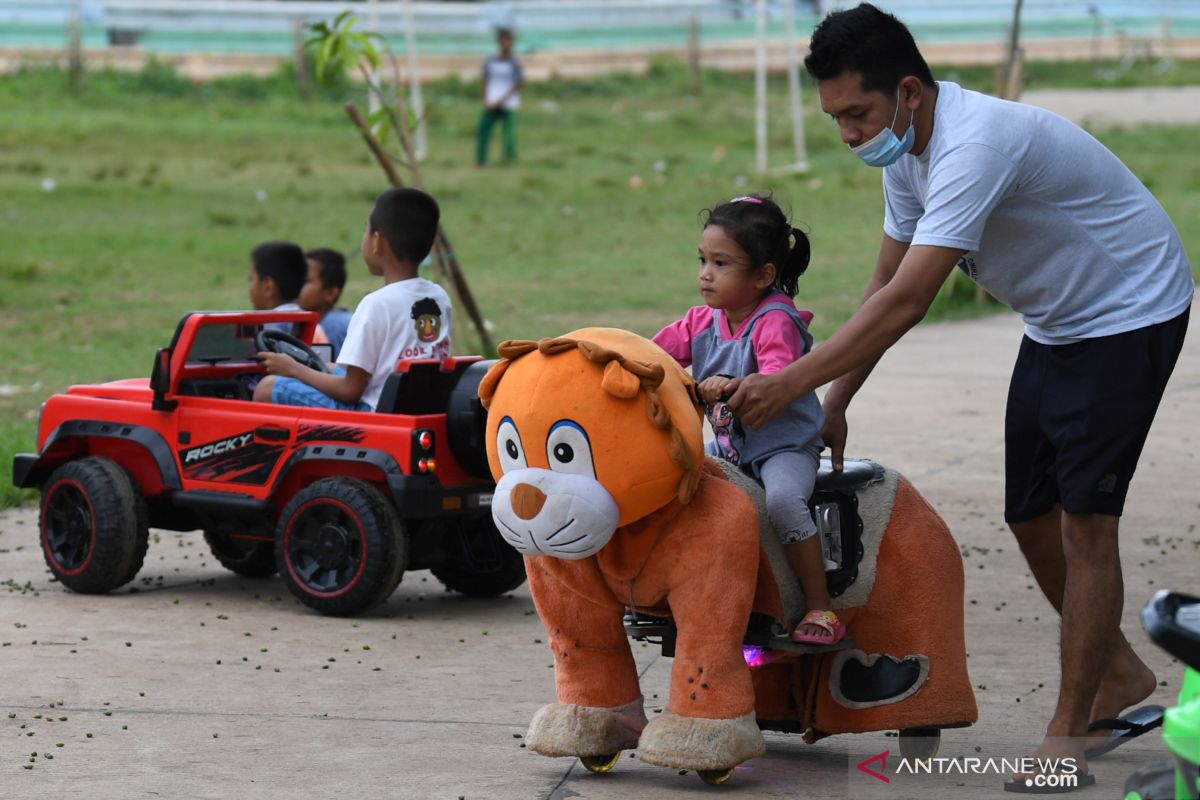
[2,56,1199,508]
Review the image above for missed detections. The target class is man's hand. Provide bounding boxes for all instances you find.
[725,372,794,429]
[697,375,736,404]
[821,403,849,472]
[257,352,301,379]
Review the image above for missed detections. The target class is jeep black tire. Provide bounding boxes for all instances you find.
[204,532,278,578]
[40,457,146,594]
[275,478,406,616]
[432,519,526,597]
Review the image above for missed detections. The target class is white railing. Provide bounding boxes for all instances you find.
[1,1,1196,47]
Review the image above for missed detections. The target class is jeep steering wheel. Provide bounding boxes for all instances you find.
[254,329,328,373]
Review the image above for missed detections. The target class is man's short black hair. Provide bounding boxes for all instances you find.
[804,3,935,94]
[369,188,440,265]
[305,247,347,292]
[251,241,306,302]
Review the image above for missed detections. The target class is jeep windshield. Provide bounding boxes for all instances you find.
[186,322,261,366]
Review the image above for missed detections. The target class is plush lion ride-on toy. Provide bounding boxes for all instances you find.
[479,328,976,785]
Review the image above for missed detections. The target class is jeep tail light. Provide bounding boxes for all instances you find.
[412,428,435,475]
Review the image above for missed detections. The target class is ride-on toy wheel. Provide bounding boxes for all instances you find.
[39,457,147,594]
[580,753,620,773]
[204,532,278,578]
[898,727,941,760]
[276,478,406,616]
[698,768,735,785]
[431,519,526,597]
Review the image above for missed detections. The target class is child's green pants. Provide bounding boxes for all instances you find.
[476,108,518,165]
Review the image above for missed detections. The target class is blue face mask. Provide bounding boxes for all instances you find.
[851,88,915,168]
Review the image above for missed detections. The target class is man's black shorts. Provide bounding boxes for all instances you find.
[1004,309,1190,523]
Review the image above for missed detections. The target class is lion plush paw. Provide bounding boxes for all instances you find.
[636,711,765,770]
[524,697,648,757]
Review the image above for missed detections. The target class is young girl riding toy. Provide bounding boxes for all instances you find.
[653,194,844,646]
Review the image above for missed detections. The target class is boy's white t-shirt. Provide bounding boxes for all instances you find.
[882,81,1194,345]
[483,56,523,110]
[336,277,453,410]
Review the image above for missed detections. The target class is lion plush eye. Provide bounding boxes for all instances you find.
[497,417,527,473]
[546,420,596,478]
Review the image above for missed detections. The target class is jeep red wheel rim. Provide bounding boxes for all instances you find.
[42,479,96,575]
[284,498,367,597]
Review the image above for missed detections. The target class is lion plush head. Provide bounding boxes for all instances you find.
[479,328,704,560]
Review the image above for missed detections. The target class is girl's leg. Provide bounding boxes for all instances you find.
[759,449,833,638]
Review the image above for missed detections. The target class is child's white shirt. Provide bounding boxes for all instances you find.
[336,278,453,410]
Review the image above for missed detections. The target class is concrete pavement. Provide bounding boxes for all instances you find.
[1,304,1198,799]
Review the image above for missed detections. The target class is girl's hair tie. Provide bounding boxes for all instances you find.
[729,195,764,204]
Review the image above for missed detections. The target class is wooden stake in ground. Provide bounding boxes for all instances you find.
[345,101,495,355]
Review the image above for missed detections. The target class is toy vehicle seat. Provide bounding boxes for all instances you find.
[375,357,483,415]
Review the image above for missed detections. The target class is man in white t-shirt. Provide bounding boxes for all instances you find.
[254,188,451,412]
[475,27,524,166]
[725,3,1193,787]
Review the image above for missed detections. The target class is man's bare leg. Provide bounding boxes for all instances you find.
[1009,510,1155,759]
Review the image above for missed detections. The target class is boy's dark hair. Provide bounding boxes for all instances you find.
[305,247,347,293]
[411,297,442,319]
[369,188,440,265]
[703,194,811,299]
[251,241,307,302]
[496,27,514,40]
[804,3,935,94]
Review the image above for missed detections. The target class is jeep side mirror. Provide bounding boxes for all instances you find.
[151,348,177,412]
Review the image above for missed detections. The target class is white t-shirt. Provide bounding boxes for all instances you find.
[883,81,1194,344]
[483,56,523,110]
[336,278,453,410]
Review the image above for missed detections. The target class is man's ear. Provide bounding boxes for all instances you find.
[261,275,279,299]
[324,285,341,306]
[900,75,923,108]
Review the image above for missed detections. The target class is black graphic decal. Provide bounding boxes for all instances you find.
[296,424,367,445]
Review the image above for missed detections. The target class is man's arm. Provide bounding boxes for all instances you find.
[821,235,908,468]
[259,354,371,405]
[725,241,965,429]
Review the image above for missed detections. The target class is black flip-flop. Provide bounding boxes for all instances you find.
[1003,773,1096,794]
[1085,704,1165,760]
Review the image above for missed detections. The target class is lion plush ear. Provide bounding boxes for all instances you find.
[478,359,509,410]
[481,340,540,409]
[601,360,641,399]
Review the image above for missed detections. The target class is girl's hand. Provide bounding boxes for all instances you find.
[258,352,300,379]
[697,376,734,404]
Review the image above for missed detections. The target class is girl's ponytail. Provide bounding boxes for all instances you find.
[775,226,811,298]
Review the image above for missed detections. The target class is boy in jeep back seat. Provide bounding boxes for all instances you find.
[254,188,452,411]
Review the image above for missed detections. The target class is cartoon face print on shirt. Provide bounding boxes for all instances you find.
[411,297,443,343]
[706,400,743,465]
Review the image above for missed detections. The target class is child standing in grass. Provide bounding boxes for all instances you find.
[475,27,524,167]
[653,194,845,645]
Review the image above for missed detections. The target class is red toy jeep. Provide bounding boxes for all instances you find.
[11,310,523,616]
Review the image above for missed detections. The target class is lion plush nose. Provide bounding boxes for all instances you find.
[511,482,548,520]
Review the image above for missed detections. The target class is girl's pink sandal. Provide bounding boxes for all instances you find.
[791,609,847,645]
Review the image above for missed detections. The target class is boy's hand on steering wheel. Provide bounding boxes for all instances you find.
[258,351,301,379]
